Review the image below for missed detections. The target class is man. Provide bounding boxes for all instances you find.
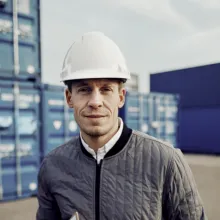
[36,31,207,220]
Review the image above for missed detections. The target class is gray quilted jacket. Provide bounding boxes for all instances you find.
[36,125,207,220]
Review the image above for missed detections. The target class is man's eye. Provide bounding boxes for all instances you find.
[102,87,112,92]
[78,87,90,92]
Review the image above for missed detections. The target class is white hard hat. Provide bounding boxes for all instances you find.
[60,31,130,82]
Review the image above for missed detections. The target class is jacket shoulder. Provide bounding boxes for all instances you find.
[131,130,178,167]
[38,136,80,181]
[132,130,175,151]
[43,136,80,160]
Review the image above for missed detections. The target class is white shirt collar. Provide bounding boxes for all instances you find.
[80,118,124,164]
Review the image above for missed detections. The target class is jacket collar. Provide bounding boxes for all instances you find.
[79,123,132,160]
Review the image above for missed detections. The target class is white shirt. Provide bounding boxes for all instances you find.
[80,118,124,164]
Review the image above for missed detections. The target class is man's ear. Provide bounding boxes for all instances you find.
[65,88,73,108]
[118,88,126,108]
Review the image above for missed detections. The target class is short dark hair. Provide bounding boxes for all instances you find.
[64,78,126,93]
[64,80,80,93]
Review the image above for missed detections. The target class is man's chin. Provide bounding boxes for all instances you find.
[82,126,107,137]
[84,131,106,137]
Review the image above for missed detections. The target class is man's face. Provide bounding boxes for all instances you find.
[65,79,126,138]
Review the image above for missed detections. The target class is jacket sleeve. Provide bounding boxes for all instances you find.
[163,149,208,220]
[36,159,62,220]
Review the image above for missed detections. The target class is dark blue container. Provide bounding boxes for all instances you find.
[119,92,179,147]
[150,63,220,107]
[40,84,79,160]
[0,0,41,81]
[179,107,220,154]
[0,79,40,202]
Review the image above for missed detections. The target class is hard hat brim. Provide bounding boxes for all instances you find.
[61,68,131,82]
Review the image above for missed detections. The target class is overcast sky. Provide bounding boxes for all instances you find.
[41,0,220,92]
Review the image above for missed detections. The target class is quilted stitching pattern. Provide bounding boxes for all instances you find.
[37,132,207,220]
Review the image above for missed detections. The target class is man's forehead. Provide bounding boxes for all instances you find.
[73,79,119,86]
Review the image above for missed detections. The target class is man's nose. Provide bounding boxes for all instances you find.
[88,90,103,108]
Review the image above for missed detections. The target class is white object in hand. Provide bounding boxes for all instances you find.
[69,212,79,220]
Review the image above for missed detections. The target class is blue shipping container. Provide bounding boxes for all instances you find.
[40,84,79,160]
[150,63,220,107]
[119,92,179,147]
[0,79,40,201]
[179,107,220,154]
[0,0,41,81]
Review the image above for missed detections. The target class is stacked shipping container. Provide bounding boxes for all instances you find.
[0,0,41,81]
[119,92,179,147]
[0,80,40,200]
[0,0,41,201]
[39,84,79,161]
[150,63,220,154]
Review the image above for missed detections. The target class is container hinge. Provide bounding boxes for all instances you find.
[0,185,3,200]
[13,0,20,76]
[14,82,22,198]
[0,156,3,200]
[17,183,22,197]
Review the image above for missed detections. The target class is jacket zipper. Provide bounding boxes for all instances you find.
[95,159,102,220]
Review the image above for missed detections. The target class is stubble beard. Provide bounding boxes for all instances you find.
[81,126,107,137]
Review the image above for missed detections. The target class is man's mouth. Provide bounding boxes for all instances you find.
[85,115,105,118]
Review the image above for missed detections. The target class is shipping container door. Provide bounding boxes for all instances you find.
[0,0,41,81]
[119,93,150,134]
[120,92,179,147]
[0,80,40,201]
[40,85,79,160]
[148,93,179,147]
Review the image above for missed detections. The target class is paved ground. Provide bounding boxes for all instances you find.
[185,154,220,220]
[0,197,38,220]
[0,154,220,220]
